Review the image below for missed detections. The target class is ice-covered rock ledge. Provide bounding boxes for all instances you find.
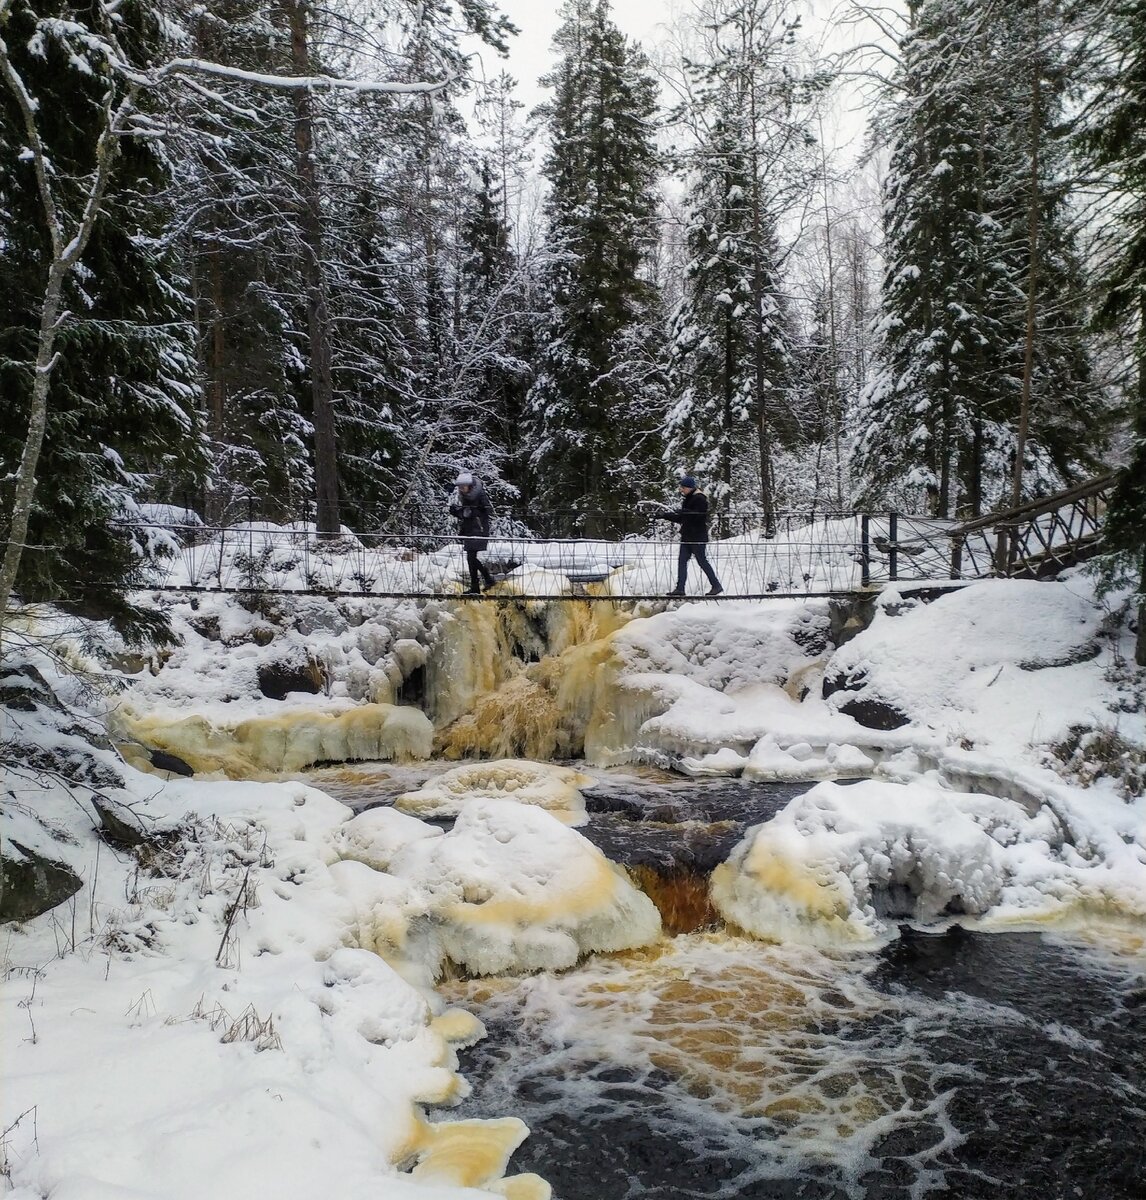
[711,774,1146,947]
[610,574,1144,945]
[608,576,1143,794]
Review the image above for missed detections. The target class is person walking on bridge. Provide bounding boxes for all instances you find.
[450,472,494,595]
[659,475,723,597]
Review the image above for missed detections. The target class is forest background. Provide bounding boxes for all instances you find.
[1,0,1144,640]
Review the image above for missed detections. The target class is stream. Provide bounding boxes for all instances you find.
[309,764,1146,1200]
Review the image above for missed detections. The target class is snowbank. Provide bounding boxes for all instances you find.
[822,579,1115,744]
[1,659,565,1199]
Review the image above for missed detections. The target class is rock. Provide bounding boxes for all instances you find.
[257,657,324,700]
[187,613,222,641]
[13,741,123,791]
[828,595,878,647]
[821,666,910,730]
[90,794,151,848]
[148,749,195,777]
[0,663,62,713]
[836,696,910,731]
[0,841,83,923]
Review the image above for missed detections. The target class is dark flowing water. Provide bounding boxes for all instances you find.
[445,927,1144,1200]
[311,764,1146,1200]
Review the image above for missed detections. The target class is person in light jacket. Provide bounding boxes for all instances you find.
[659,475,723,597]
[450,471,494,594]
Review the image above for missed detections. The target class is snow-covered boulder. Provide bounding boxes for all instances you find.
[384,799,661,976]
[711,779,1016,945]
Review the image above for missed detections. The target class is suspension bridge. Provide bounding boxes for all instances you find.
[127,472,1118,603]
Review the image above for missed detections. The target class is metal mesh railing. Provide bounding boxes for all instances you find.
[115,479,1114,601]
[119,513,884,599]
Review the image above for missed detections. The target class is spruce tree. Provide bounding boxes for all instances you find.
[527,0,667,537]
[1081,0,1146,662]
[855,0,1100,518]
[173,0,312,523]
[667,0,818,525]
[456,158,532,505]
[0,0,204,639]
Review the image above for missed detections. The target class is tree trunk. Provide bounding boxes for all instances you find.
[285,0,339,538]
[1011,0,1041,510]
[748,79,775,536]
[0,37,128,628]
[1137,555,1146,668]
[0,263,67,626]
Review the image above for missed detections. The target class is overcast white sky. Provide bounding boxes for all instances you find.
[472,0,882,158]
[479,0,665,110]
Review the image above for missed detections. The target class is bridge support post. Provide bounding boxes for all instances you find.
[888,510,899,582]
[993,526,1010,576]
[950,537,963,580]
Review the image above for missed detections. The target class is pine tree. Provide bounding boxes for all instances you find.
[855,0,1100,518]
[0,0,204,638]
[526,0,668,537]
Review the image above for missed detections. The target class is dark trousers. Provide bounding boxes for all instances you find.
[466,545,493,592]
[677,542,720,592]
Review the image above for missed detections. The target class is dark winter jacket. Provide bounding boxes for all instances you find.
[449,478,493,548]
[661,490,710,543]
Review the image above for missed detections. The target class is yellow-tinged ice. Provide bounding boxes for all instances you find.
[430,598,651,764]
[710,842,871,946]
[430,1006,486,1048]
[409,1115,529,1188]
[488,1174,553,1200]
[395,758,595,824]
[115,702,432,777]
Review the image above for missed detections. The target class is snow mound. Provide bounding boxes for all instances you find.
[341,805,444,872]
[395,759,595,825]
[823,580,1106,736]
[711,780,1022,945]
[385,799,661,976]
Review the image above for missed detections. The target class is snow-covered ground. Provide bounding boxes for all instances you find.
[2,568,1144,1197]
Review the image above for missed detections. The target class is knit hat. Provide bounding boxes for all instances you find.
[455,472,475,486]
[679,475,697,489]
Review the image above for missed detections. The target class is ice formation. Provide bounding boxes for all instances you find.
[117,702,433,776]
[407,1115,550,1198]
[381,799,662,977]
[710,777,1146,946]
[394,759,596,825]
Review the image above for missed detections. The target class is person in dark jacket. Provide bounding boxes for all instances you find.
[659,475,724,597]
[450,471,495,594]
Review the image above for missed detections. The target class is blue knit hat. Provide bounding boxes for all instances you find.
[679,475,697,489]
